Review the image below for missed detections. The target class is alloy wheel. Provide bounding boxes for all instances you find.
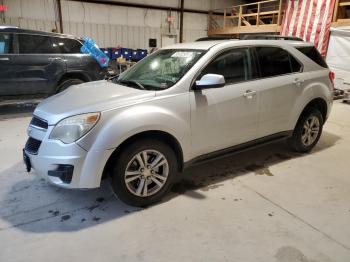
[301,115,320,146]
[124,149,169,197]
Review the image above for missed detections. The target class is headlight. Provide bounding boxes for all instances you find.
[50,113,100,144]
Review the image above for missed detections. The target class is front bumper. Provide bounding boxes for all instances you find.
[24,125,113,189]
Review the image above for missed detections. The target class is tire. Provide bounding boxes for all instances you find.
[56,79,84,93]
[110,139,178,207]
[289,108,324,153]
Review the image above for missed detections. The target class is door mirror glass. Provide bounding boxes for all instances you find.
[194,74,225,90]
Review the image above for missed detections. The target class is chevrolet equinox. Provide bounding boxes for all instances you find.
[23,40,333,206]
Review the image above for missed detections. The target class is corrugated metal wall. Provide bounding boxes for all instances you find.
[1,0,240,48]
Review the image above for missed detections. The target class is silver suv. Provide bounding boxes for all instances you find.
[23,40,333,206]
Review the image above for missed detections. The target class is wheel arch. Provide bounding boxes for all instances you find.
[300,97,328,122]
[292,97,328,132]
[56,72,90,91]
[103,130,185,179]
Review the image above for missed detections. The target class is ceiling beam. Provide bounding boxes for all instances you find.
[68,0,210,14]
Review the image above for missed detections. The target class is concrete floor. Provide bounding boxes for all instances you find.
[0,101,350,262]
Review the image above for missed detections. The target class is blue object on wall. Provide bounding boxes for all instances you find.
[131,49,148,61]
[100,48,111,59]
[80,37,109,68]
[121,48,132,60]
[137,49,148,59]
[107,47,118,59]
[131,49,138,61]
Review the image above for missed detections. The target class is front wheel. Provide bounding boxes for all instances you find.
[289,108,324,153]
[110,139,177,207]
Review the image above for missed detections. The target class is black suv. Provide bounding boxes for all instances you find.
[0,27,106,98]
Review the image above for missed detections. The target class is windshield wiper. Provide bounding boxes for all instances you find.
[117,79,146,90]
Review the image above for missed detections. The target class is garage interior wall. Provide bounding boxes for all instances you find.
[1,0,242,48]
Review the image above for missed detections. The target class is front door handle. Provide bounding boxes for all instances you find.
[293,78,305,87]
[49,57,63,61]
[0,57,10,61]
[243,90,257,99]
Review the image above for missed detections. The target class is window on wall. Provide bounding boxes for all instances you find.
[0,33,13,54]
[255,47,302,77]
[201,48,257,84]
[18,34,56,54]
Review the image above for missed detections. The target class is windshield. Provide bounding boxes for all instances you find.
[114,49,205,90]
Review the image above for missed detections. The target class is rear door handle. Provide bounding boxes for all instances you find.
[293,78,305,86]
[243,90,257,99]
[0,57,10,61]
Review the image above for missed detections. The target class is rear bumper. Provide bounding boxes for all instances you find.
[326,99,333,121]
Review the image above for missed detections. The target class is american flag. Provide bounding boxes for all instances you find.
[280,0,336,56]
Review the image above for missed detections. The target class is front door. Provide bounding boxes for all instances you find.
[11,33,66,95]
[0,32,16,96]
[190,47,260,157]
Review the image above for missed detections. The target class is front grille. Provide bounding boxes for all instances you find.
[25,137,42,155]
[30,116,48,130]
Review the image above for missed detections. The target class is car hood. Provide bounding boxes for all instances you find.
[34,80,156,125]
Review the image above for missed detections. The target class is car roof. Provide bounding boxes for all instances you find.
[162,39,314,50]
[0,26,78,39]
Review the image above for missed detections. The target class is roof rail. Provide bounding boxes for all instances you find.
[195,36,238,41]
[0,25,19,29]
[241,34,304,41]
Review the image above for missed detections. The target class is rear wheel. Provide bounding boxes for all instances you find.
[57,78,84,93]
[289,108,323,153]
[110,139,177,207]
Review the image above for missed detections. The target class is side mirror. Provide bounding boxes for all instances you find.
[193,74,225,90]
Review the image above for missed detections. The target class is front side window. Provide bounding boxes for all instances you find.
[0,33,13,54]
[116,49,204,90]
[18,34,55,54]
[201,48,257,85]
[256,47,301,77]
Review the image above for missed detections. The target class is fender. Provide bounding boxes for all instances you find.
[78,95,192,161]
[288,71,332,130]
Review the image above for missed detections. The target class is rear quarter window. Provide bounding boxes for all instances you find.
[296,46,328,68]
[53,37,82,54]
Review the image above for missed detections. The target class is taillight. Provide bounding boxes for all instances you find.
[329,71,335,89]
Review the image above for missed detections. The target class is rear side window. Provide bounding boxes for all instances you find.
[18,34,55,54]
[255,47,301,77]
[0,33,13,54]
[53,37,82,54]
[202,48,258,84]
[296,46,328,68]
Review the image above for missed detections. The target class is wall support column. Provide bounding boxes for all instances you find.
[179,0,184,43]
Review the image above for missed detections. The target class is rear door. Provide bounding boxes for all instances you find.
[0,32,16,96]
[254,46,306,137]
[58,37,104,81]
[10,34,66,95]
[54,36,85,72]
